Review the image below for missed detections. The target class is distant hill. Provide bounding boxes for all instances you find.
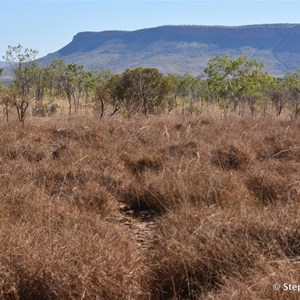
[33,24,300,75]
[0,62,11,84]
[0,61,9,68]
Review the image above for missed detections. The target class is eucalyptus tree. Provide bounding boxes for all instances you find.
[238,65,273,117]
[163,73,202,113]
[0,86,14,121]
[3,44,38,124]
[284,71,300,119]
[31,65,53,103]
[49,60,71,114]
[93,82,111,118]
[107,73,129,116]
[269,78,287,116]
[50,60,88,115]
[124,67,169,115]
[84,70,113,117]
[165,73,188,112]
[165,73,181,104]
[181,74,208,114]
[108,67,169,117]
[204,54,268,115]
[3,44,38,98]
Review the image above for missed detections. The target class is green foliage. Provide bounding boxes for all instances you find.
[2,44,39,124]
[49,60,96,115]
[166,96,178,112]
[217,98,230,110]
[189,105,202,115]
[119,105,129,117]
[166,73,209,114]
[268,78,287,116]
[204,54,269,112]
[283,71,300,118]
[3,44,38,98]
[253,98,263,113]
[32,103,58,117]
[3,43,300,120]
[92,82,111,118]
[108,67,169,116]
[166,73,205,100]
[31,65,53,102]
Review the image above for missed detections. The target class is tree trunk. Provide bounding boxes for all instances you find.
[68,96,72,116]
[4,103,9,122]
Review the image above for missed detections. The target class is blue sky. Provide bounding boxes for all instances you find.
[1,1,300,58]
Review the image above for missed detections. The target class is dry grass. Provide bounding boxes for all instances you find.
[149,202,300,299]
[0,113,299,299]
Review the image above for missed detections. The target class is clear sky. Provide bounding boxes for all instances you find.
[1,0,300,59]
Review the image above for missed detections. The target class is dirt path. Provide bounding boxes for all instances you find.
[118,204,158,251]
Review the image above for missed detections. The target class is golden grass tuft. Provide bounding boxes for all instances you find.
[211,144,250,171]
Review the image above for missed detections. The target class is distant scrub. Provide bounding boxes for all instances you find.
[1,45,300,125]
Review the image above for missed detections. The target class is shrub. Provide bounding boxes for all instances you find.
[32,103,58,117]
[211,144,250,170]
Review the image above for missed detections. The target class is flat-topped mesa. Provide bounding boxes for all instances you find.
[40,24,300,75]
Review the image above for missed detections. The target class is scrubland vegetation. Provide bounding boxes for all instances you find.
[0,45,299,299]
[0,112,299,299]
[1,45,300,125]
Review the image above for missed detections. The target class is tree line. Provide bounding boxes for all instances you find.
[0,44,300,124]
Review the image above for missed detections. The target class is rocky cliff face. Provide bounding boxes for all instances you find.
[40,24,300,75]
